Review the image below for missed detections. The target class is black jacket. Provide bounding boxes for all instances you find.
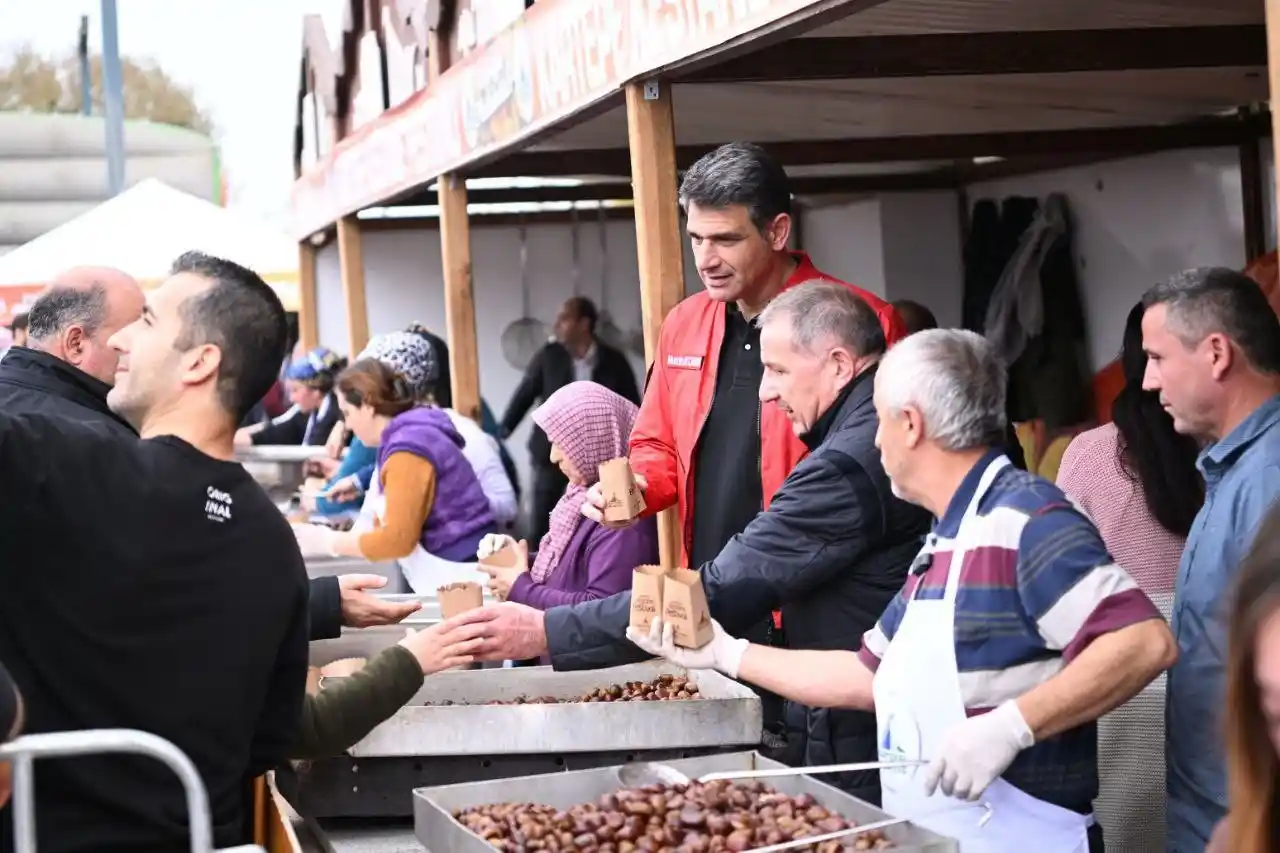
[0,347,135,436]
[544,367,930,803]
[0,347,343,642]
[500,340,639,466]
[251,393,341,447]
[0,659,18,739]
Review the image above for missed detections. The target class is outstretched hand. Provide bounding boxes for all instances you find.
[338,574,422,628]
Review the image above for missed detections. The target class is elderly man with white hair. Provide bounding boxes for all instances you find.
[631,328,1177,853]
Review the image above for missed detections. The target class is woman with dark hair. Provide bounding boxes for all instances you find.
[1207,502,1280,853]
[291,359,498,593]
[1056,300,1204,852]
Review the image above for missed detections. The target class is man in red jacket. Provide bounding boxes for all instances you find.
[587,142,904,565]
[582,141,904,744]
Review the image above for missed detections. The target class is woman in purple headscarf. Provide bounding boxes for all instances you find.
[476,381,658,610]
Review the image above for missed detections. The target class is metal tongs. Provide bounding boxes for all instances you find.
[617,758,927,788]
[616,759,993,852]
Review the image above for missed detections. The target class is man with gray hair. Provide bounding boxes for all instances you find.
[0,267,143,435]
[631,327,1176,853]
[1139,267,1280,852]
[449,281,930,802]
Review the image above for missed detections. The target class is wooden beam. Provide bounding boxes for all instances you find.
[336,215,370,356]
[680,26,1267,84]
[626,78,685,570]
[395,170,961,207]
[297,241,320,350]
[1267,0,1280,260]
[471,118,1264,179]
[427,27,481,422]
[438,172,481,423]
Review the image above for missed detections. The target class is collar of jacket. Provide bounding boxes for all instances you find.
[0,346,137,434]
[800,362,878,451]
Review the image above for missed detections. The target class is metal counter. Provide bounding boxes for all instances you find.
[279,663,761,819]
[345,661,761,758]
[413,752,958,853]
[306,559,409,595]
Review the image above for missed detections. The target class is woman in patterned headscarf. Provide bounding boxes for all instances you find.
[475,381,658,651]
[357,331,517,527]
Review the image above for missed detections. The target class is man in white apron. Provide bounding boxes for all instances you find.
[632,329,1177,853]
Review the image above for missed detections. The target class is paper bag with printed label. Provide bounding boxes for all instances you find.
[662,568,714,649]
[630,565,668,634]
[438,582,484,619]
[598,457,646,523]
[479,542,521,601]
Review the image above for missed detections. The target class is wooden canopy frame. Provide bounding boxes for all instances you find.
[290,0,1277,568]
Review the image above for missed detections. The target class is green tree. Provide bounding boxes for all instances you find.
[0,45,214,135]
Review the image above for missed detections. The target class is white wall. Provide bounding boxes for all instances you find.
[798,192,965,328]
[798,198,885,296]
[315,219,702,503]
[966,147,1271,370]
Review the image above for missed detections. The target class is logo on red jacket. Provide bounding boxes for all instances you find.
[666,355,703,370]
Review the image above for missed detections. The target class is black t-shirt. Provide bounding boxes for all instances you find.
[0,659,17,739]
[689,305,765,569]
[0,414,309,853]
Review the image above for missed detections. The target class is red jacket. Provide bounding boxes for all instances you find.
[631,252,906,565]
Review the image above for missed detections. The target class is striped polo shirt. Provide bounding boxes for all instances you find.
[858,449,1163,813]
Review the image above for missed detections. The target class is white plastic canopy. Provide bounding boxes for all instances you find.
[0,179,298,324]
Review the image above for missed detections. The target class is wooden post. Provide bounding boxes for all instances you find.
[626,77,685,569]
[427,29,481,422]
[438,172,482,422]
[297,240,320,350]
[336,216,370,357]
[1268,0,1280,247]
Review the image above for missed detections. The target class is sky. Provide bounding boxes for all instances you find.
[3,0,346,228]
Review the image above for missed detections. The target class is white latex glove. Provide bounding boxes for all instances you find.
[476,533,518,561]
[625,617,749,679]
[923,700,1034,801]
[292,523,339,558]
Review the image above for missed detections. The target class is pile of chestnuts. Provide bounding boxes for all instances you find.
[453,779,894,852]
[428,674,700,706]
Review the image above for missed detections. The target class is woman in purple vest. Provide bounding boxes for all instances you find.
[293,358,497,594]
[476,382,657,627]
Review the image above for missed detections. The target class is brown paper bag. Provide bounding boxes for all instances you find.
[599,457,646,523]
[479,543,522,601]
[663,568,714,649]
[630,564,668,634]
[438,582,484,618]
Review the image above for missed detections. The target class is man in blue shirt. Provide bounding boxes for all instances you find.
[1140,267,1280,852]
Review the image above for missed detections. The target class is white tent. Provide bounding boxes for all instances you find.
[0,179,299,323]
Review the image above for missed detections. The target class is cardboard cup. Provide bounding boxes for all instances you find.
[630,564,668,634]
[438,581,485,618]
[599,457,646,523]
[479,543,522,601]
[663,568,715,649]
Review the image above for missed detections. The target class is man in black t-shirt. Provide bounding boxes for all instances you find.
[0,252,308,853]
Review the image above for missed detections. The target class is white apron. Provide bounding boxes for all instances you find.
[355,463,481,594]
[873,455,1092,853]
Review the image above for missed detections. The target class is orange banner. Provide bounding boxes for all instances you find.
[290,0,824,239]
[0,286,43,327]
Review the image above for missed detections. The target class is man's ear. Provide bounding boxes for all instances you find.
[181,343,222,388]
[62,326,87,364]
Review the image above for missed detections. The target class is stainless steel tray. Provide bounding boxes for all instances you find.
[237,445,330,463]
[413,751,958,852]
[305,557,408,593]
[345,661,762,758]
